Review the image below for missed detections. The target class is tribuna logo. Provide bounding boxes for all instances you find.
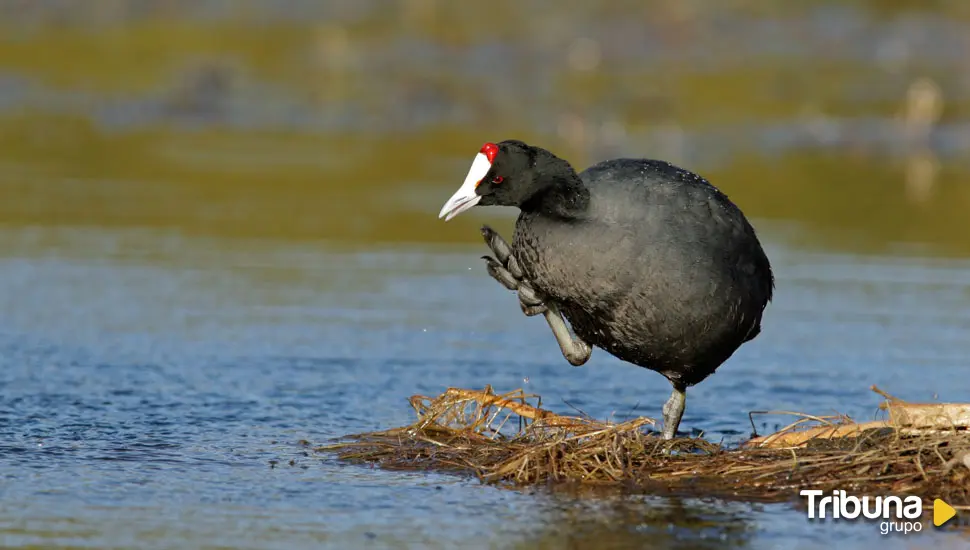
[801,490,924,534]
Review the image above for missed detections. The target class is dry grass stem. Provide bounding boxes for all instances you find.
[320,385,970,510]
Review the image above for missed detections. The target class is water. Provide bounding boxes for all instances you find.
[0,227,968,549]
[2,1,970,548]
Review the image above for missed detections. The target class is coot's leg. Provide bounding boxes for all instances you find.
[541,302,592,366]
[661,383,687,440]
[481,225,592,366]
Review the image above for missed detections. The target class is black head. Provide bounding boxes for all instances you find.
[438,140,573,221]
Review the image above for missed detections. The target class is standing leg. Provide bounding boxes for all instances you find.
[661,383,687,440]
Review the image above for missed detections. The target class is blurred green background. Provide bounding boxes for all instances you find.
[0,0,968,255]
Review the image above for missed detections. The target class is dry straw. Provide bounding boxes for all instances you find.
[320,385,970,510]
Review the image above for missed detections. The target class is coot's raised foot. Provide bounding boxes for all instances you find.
[481,225,546,316]
[481,225,592,367]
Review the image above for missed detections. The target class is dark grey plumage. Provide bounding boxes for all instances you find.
[514,157,773,387]
[439,139,774,439]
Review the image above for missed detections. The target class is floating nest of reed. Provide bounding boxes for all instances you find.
[320,385,970,514]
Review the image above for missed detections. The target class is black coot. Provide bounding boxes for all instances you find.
[438,140,774,439]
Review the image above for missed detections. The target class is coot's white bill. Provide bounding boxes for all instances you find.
[438,152,492,221]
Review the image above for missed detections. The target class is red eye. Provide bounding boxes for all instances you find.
[492,176,504,184]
